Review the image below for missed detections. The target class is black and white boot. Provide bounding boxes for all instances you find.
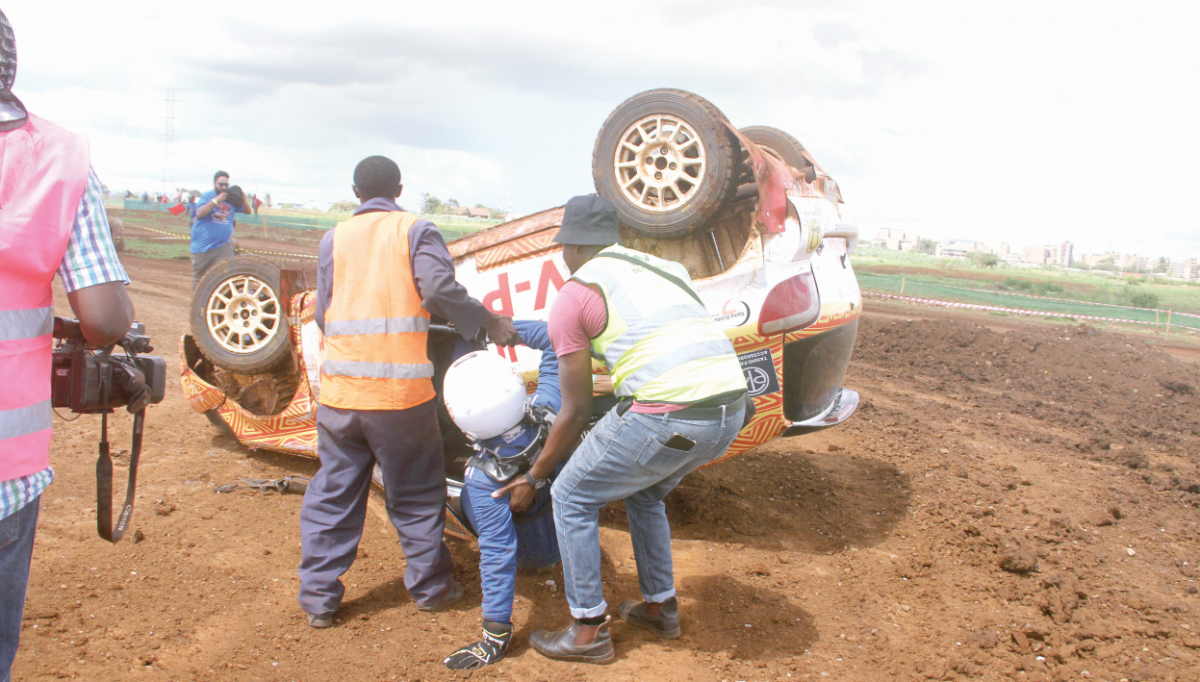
[443,621,512,670]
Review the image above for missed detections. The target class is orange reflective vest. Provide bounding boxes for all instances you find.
[319,211,435,411]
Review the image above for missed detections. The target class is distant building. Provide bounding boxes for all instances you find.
[871,227,920,251]
[936,240,990,258]
[997,243,1011,257]
[1081,252,1119,268]
[466,207,491,219]
[1170,257,1199,280]
[1050,241,1073,267]
[1021,245,1050,265]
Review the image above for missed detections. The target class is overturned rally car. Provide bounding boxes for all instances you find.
[180,89,863,538]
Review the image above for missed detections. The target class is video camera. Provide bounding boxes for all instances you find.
[50,317,166,543]
[51,318,166,413]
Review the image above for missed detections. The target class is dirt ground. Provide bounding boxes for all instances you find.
[14,255,1200,682]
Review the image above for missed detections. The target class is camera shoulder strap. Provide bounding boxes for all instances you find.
[95,407,144,543]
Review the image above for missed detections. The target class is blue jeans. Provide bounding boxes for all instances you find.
[461,466,560,624]
[551,406,743,618]
[0,497,41,682]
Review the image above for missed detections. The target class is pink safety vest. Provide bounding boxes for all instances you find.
[0,113,90,480]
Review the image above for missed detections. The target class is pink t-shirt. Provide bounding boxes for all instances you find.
[547,280,682,413]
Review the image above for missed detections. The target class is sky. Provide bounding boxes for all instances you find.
[6,0,1200,259]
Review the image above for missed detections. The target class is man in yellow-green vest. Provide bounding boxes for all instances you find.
[495,195,749,663]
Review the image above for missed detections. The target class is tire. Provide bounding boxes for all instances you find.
[593,89,741,238]
[739,126,809,173]
[191,255,292,374]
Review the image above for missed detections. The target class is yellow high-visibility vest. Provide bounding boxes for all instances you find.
[571,245,746,404]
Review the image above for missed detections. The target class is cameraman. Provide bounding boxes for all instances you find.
[191,170,248,286]
[0,10,133,682]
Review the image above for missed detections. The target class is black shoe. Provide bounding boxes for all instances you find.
[443,621,512,670]
[618,597,680,639]
[418,580,464,612]
[529,620,614,663]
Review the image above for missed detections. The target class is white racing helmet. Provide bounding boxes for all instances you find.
[443,351,528,440]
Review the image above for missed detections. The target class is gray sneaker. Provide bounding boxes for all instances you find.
[307,612,335,629]
[618,597,680,639]
[418,579,465,612]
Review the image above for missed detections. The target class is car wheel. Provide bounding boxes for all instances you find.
[191,255,292,374]
[592,89,741,239]
[739,125,811,174]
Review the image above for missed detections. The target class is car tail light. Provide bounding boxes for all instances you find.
[758,272,821,336]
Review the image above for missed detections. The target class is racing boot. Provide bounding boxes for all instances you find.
[443,620,512,670]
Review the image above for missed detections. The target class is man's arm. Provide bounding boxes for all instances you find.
[195,192,226,219]
[409,220,519,345]
[59,168,135,346]
[67,282,134,347]
[493,348,592,511]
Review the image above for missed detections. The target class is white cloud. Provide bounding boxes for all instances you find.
[5,0,1198,257]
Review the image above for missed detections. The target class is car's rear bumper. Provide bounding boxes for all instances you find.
[781,387,859,437]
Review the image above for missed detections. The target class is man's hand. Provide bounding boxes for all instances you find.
[215,192,228,204]
[493,476,536,512]
[482,313,521,347]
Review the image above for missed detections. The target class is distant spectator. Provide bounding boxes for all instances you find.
[190,170,248,286]
[141,191,148,202]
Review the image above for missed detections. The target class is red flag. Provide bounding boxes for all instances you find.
[168,203,187,216]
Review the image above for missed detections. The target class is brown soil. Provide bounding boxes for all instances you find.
[16,255,1200,682]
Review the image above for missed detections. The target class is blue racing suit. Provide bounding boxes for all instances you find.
[459,320,561,624]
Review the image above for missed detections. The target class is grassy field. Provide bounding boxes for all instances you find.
[852,246,1200,318]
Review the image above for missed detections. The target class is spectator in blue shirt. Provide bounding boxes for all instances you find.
[191,170,248,286]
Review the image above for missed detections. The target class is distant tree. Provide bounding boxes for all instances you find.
[188,189,202,199]
[446,198,460,209]
[421,193,443,214]
[474,203,487,209]
[917,238,938,254]
[976,252,999,268]
[1154,257,1169,273]
[331,200,358,213]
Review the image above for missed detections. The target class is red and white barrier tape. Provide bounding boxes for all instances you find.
[862,291,1163,326]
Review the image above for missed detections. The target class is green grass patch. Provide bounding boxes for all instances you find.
[121,238,191,261]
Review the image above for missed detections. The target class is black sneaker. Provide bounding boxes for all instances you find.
[443,621,512,670]
[618,597,680,639]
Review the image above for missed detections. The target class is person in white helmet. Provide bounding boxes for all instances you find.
[441,320,564,670]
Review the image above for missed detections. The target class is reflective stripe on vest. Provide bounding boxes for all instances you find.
[320,211,436,410]
[0,114,91,480]
[571,245,747,403]
[324,316,430,337]
[0,399,53,442]
[0,306,53,342]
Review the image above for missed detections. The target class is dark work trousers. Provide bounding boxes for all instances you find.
[191,241,235,287]
[298,399,454,616]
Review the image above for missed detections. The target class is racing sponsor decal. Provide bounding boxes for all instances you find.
[737,348,780,398]
[712,300,751,328]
